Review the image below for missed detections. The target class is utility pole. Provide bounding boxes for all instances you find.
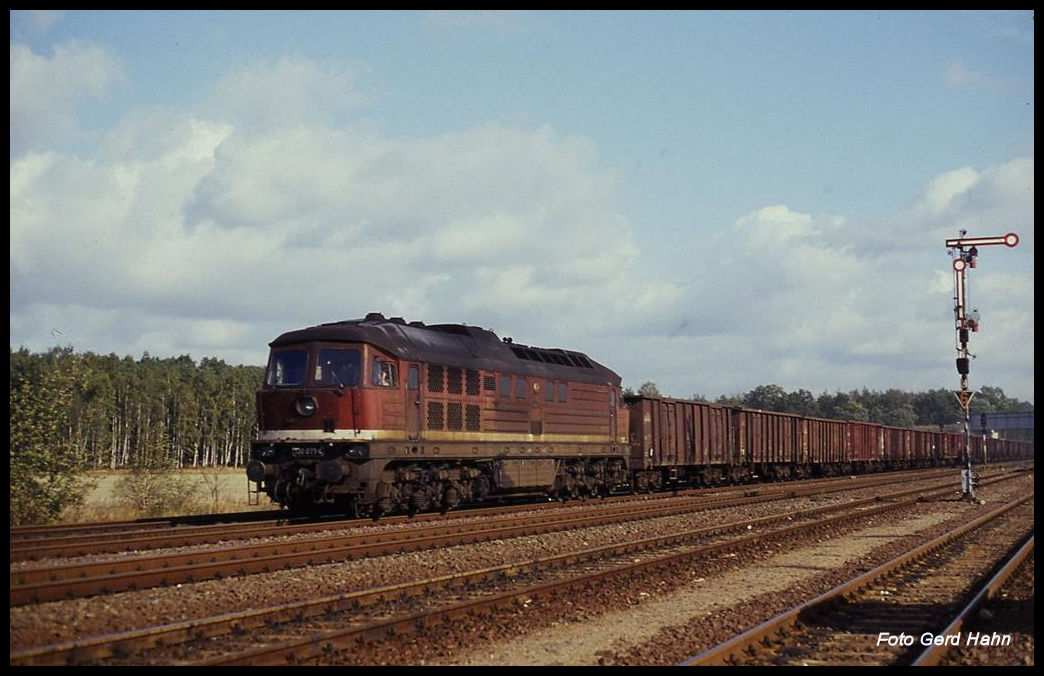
[945,230,1018,500]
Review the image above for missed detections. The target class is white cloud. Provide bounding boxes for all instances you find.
[203,55,371,129]
[916,167,981,217]
[733,204,817,244]
[10,41,124,155]
[619,167,1032,400]
[12,55,673,366]
[901,158,1034,246]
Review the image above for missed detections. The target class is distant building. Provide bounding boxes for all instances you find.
[979,411,1034,443]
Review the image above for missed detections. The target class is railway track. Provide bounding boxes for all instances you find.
[8,508,291,542]
[9,467,1001,605]
[10,466,977,561]
[10,467,1030,666]
[679,494,1034,666]
[934,539,1035,666]
[914,535,1034,666]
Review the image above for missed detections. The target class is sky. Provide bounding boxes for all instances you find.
[10,10,1035,403]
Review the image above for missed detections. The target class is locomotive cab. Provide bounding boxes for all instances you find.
[256,342,398,433]
[249,337,415,511]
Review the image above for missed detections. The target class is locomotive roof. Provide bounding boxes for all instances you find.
[269,312,621,386]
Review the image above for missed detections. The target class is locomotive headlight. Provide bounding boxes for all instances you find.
[294,396,318,417]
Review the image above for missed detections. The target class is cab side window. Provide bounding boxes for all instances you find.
[372,358,398,387]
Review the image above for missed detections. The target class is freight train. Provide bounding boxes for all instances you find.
[246,313,1032,516]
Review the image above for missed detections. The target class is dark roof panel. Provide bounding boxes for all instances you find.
[269,313,620,386]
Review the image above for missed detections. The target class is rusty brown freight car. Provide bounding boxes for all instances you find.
[990,437,1031,462]
[882,426,913,468]
[734,408,804,479]
[732,409,852,479]
[803,416,848,472]
[908,428,935,467]
[847,421,883,470]
[938,430,963,465]
[625,396,736,490]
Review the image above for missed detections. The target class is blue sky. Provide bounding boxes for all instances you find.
[10,10,1035,403]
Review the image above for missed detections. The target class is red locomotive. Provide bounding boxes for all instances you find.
[247,313,630,516]
[248,314,1033,515]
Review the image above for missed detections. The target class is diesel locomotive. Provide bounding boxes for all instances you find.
[247,313,630,516]
[247,313,1033,515]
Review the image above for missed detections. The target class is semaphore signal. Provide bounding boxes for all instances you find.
[945,230,1018,500]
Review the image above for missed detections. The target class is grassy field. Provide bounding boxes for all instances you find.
[61,467,276,523]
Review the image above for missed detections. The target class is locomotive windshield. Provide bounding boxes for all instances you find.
[265,347,361,387]
[316,348,361,387]
[266,349,307,386]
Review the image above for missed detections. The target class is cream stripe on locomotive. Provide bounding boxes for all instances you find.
[257,428,626,444]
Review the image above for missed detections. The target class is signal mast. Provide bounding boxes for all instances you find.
[945,230,1018,500]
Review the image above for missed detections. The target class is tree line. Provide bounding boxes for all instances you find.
[11,347,265,524]
[628,381,1033,429]
[11,347,263,471]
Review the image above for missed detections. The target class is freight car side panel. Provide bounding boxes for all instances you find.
[669,399,731,467]
[626,397,731,470]
[696,402,732,467]
[627,397,656,470]
[990,438,1027,461]
[908,429,933,464]
[847,421,882,463]
[882,427,910,464]
[939,432,962,462]
[741,409,802,466]
[805,417,847,465]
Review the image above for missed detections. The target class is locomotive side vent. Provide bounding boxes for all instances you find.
[447,367,463,394]
[428,365,444,393]
[427,401,444,429]
[466,405,481,431]
[447,402,463,430]
[466,369,480,395]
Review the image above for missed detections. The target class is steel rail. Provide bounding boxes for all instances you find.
[910,534,1034,666]
[677,492,1034,665]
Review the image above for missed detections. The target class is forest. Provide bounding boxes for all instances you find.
[11,347,261,471]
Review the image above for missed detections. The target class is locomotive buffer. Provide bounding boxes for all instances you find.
[946,231,1018,500]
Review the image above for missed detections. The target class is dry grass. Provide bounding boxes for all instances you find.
[59,467,275,523]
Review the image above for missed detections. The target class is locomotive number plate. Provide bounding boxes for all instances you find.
[290,446,325,458]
